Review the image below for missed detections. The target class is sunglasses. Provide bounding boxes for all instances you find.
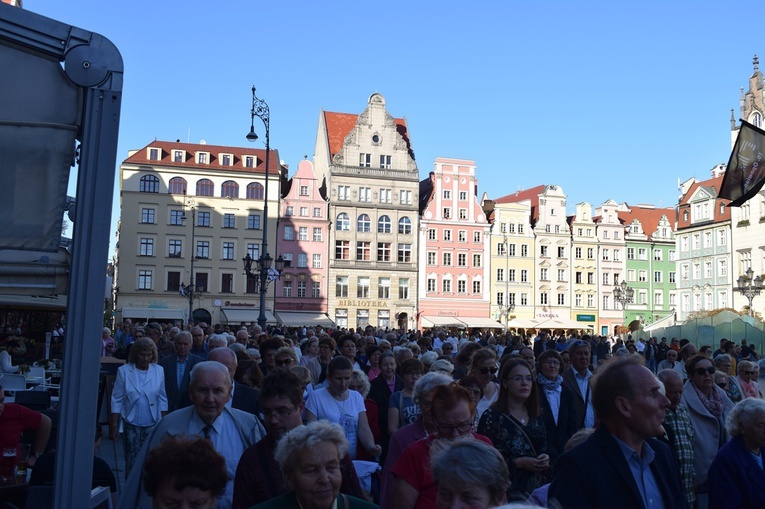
[745,371,756,376]
[479,367,498,375]
[275,358,294,367]
[694,366,716,376]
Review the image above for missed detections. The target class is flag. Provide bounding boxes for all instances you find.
[719,120,765,207]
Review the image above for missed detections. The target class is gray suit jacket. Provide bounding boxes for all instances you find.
[118,405,265,509]
[159,353,203,412]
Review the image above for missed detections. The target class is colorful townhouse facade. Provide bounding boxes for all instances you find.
[568,203,600,331]
[594,199,627,335]
[417,158,496,329]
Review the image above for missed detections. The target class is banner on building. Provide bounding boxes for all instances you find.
[719,120,765,207]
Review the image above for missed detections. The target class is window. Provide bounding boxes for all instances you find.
[169,177,187,194]
[356,242,371,261]
[379,189,392,203]
[247,243,259,260]
[459,191,467,201]
[603,273,610,285]
[298,227,308,241]
[443,252,452,266]
[458,253,467,267]
[718,230,727,245]
[541,245,549,257]
[138,270,152,289]
[576,272,583,284]
[587,248,594,259]
[627,248,635,260]
[222,242,234,260]
[497,293,505,306]
[427,229,437,241]
[377,242,391,262]
[248,214,261,229]
[575,247,582,259]
[428,278,437,292]
[398,217,412,234]
[336,277,349,297]
[496,268,505,281]
[654,271,662,283]
[443,208,451,219]
[669,272,676,283]
[295,281,306,298]
[718,259,727,277]
[472,253,482,267]
[508,223,516,234]
[575,294,582,307]
[223,214,235,228]
[444,190,452,199]
[221,181,239,198]
[558,246,565,258]
[474,231,482,243]
[473,280,482,293]
[296,253,307,268]
[602,249,610,261]
[509,269,516,282]
[313,227,322,241]
[336,213,350,231]
[359,153,371,168]
[244,156,255,168]
[173,150,184,162]
[638,270,647,282]
[300,185,309,196]
[400,190,412,204]
[357,214,371,233]
[221,273,233,293]
[379,278,391,299]
[540,268,549,281]
[170,210,184,225]
[197,152,208,164]
[398,244,412,263]
[313,207,322,218]
[378,216,391,233]
[141,208,155,224]
[443,230,452,241]
[338,186,350,200]
[557,293,565,306]
[521,293,528,305]
[459,209,468,219]
[168,239,182,257]
[443,278,452,293]
[587,272,594,284]
[668,250,676,262]
[521,270,528,283]
[167,271,181,292]
[139,238,154,256]
[587,294,594,308]
[335,241,350,260]
[540,292,548,305]
[140,175,159,193]
[558,269,566,282]
[197,212,210,227]
[312,254,322,268]
[284,226,295,240]
[428,252,437,265]
[196,241,210,259]
[613,249,621,261]
[283,281,293,297]
[379,155,391,169]
[705,262,713,278]
[357,277,370,298]
[653,249,662,261]
[312,281,321,298]
[603,295,610,310]
[518,224,524,234]
[638,248,648,260]
[359,187,371,202]
[399,278,410,299]
[458,280,467,293]
[603,230,609,239]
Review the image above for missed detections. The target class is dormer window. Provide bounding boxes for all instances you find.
[244,156,255,168]
[197,152,209,164]
[148,148,160,161]
[220,154,232,166]
[173,150,184,163]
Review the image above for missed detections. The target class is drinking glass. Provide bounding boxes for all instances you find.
[1,446,16,482]
[15,444,31,482]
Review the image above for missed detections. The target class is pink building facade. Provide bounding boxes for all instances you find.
[417,158,497,330]
[274,160,332,326]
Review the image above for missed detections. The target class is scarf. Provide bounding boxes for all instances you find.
[537,373,563,391]
[738,376,760,399]
[693,381,724,417]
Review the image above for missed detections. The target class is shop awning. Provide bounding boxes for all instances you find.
[550,318,590,330]
[421,315,466,328]
[121,307,186,321]
[458,317,504,329]
[506,318,539,329]
[221,308,276,324]
[643,313,676,332]
[276,311,335,327]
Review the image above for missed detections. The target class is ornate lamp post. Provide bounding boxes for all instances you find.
[179,196,197,324]
[499,235,515,329]
[613,280,634,309]
[244,86,285,328]
[736,267,763,317]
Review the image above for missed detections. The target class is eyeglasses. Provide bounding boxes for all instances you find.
[745,371,756,376]
[507,375,534,383]
[262,406,297,419]
[435,420,475,436]
[275,358,294,367]
[694,366,716,376]
[479,367,498,375]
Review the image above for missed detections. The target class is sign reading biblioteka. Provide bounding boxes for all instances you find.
[720,120,765,207]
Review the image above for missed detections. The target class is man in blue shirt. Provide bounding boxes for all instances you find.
[549,356,685,509]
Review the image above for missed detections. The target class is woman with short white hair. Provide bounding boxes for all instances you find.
[708,398,765,508]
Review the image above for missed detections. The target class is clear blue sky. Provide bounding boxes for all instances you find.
[26,1,756,245]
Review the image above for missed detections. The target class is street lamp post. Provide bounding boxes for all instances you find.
[736,267,763,317]
[179,196,197,325]
[245,86,283,329]
[500,235,515,329]
[613,280,634,309]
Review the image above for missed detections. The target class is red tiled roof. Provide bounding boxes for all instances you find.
[618,205,677,240]
[677,175,726,206]
[123,140,280,175]
[493,185,546,223]
[324,111,413,160]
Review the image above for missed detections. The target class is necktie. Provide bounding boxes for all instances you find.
[202,424,213,439]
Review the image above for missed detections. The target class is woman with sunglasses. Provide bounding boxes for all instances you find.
[536,349,579,464]
[736,360,761,399]
[391,383,491,509]
[477,358,549,502]
[468,348,499,421]
[681,354,734,508]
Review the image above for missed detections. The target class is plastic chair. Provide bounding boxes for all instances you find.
[0,373,27,390]
[29,366,46,379]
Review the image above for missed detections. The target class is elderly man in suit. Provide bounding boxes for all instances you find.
[549,356,685,509]
[561,339,595,429]
[207,347,262,417]
[119,361,266,509]
[159,331,202,412]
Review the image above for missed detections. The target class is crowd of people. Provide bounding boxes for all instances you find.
[7,319,765,508]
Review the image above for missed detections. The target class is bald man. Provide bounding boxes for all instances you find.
[207,347,262,418]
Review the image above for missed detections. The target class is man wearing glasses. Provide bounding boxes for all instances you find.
[549,356,685,508]
[232,369,363,509]
[561,339,596,429]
